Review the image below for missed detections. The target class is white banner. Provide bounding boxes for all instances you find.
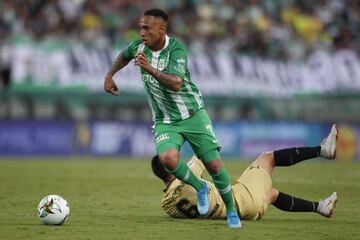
[11,42,360,97]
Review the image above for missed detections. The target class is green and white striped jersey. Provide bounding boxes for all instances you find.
[123,36,204,124]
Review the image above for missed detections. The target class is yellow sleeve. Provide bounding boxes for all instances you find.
[186,155,206,177]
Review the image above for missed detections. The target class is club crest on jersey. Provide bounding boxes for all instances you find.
[155,133,170,143]
[158,58,166,71]
[175,64,185,74]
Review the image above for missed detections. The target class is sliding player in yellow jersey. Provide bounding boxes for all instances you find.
[152,124,338,221]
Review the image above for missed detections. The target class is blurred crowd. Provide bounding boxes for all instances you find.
[0,0,359,62]
[0,0,359,120]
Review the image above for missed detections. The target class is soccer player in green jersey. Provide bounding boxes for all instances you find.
[152,124,338,221]
[104,8,241,228]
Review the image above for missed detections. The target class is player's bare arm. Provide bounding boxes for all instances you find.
[135,52,182,91]
[104,51,131,96]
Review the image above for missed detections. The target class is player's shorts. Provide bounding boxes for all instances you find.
[154,109,221,158]
[232,163,272,220]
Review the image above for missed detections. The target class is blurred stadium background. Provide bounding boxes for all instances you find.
[0,0,359,161]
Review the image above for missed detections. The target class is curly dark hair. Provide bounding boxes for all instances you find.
[144,9,168,22]
[151,155,172,182]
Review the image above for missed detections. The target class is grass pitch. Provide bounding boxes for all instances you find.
[0,158,359,240]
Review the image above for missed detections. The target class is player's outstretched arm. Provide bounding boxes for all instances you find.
[135,52,182,91]
[104,50,131,95]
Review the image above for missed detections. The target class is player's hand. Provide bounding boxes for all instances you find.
[135,53,152,72]
[104,75,119,96]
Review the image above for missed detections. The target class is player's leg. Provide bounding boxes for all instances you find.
[274,124,338,166]
[251,124,337,175]
[252,151,276,176]
[159,148,204,191]
[201,151,240,228]
[154,126,205,193]
[202,154,236,216]
[250,124,337,175]
[183,109,240,227]
[247,124,338,220]
[234,153,273,220]
[266,188,337,218]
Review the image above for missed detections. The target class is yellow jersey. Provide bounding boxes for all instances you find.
[161,156,228,219]
[161,156,272,220]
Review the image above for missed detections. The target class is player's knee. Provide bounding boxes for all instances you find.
[268,188,280,204]
[253,151,275,176]
[159,149,179,169]
[204,159,222,174]
[259,151,275,167]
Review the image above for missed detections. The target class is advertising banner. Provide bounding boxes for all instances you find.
[90,121,154,156]
[356,127,360,161]
[0,121,358,160]
[182,122,324,159]
[335,124,359,162]
[0,121,75,155]
[10,40,360,97]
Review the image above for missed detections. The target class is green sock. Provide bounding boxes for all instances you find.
[166,160,204,191]
[210,167,237,214]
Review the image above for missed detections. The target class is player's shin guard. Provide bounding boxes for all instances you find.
[210,167,237,214]
[274,147,321,166]
[165,159,204,191]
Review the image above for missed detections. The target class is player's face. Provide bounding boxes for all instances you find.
[139,16,166,49]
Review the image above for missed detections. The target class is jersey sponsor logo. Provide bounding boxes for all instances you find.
[155,133,170,143]
[175,198,199,218]
[177,58,186,64]
[207,203,220,219]
[162,183,185,207]
[142,74,157,84]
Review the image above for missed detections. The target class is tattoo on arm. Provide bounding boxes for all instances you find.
[149,68,182,92]
[106,51,130,77]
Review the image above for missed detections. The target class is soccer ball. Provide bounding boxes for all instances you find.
[37,195,70,225]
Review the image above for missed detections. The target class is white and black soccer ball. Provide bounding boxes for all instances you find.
[37,195,70,225]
